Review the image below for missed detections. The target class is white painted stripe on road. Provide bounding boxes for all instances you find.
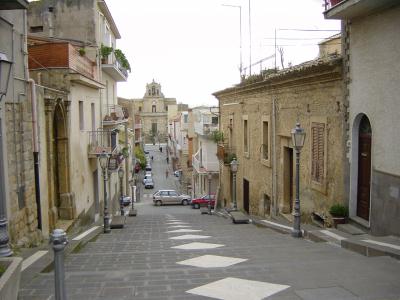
[168,225,192,228]
[21,250,48,271]
[167,229,202,233]
[177,255,247,268]
[320,230,347,241]
[72,226,100,241]
[362,239,400,251]
[186,277,290,300]
[171,242,225,250]
[166,222,188,225]
[261,220,292,230]
[169,234,210,240]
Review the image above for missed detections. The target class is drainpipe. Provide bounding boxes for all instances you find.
[29,79,42,230]
[272,97,278,216]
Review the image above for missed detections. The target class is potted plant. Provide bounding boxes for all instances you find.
[78,48,86,56]
[212,130,224,143]
[100,44,113,64]
[121,146,130,158]
[329,203,349,228]
[114,49,131,72]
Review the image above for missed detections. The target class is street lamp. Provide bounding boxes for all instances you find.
[0,53,12,101]
[291,123,306,238]
[207,172,212,215]
[99,151,110,233]
[128,178,137,217]
[0,52,13,256]
[118,168,124,217]
[230,158,238,210]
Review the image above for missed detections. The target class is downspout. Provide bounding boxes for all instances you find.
[29,79,42,230]
[272,97,278,216]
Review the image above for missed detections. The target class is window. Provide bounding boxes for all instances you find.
[184,114,188,123]
[211,116,218,125]
[30,26,43,33]
[138,106,142,112]
[152,105,156,112]
[91,103,95,131]
[243,116,249,155]
[311,122,325,184]
[79,101,84,130]
[169,191,178,197]
[260,116,271,167]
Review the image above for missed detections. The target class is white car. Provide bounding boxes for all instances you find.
[143,174,152,184]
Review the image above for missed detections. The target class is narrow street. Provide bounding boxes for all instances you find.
[18,146,400,300]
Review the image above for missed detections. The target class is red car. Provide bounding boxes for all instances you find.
[191,194,216,209]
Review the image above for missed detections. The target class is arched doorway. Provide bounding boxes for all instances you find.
[356,115,372,221]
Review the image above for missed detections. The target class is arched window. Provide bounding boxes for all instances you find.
[152,105,156,113]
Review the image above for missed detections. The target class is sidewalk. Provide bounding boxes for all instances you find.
[216,208,400,261]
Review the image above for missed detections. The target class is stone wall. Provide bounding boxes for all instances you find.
[5,100,41,246]
[215,57,346,221]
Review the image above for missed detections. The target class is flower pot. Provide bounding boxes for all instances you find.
[332,217,347,228]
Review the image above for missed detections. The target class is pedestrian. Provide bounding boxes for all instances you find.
[166,156,169,164]
[165,169,169,178]
[151,155,153,161]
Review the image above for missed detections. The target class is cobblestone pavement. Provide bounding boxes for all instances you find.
[19,145,400,299]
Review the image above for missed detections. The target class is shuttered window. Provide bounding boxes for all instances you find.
[311,122,325,183]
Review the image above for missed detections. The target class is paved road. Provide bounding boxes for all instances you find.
[19,145,400,299]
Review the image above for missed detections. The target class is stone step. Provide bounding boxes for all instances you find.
[110,216,126,229]
[230,211,250,224]
[336,223,366,235]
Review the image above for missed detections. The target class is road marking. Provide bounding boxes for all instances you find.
[362,239,400,251]
[320,230,347,241]
[169,234,210,240]
[186,277,290,300]
[168,225,192,228]
[177,255,247,268]
[171,242,225,250]
[72,226,100,241]
[21,250,48,271]
[166,222,188,225]
[167,229,202,233]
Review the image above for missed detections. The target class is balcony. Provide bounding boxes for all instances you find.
[194,122,219,136]
[101,52,128,82]
[88,130,113,157]
[217,144,237,165]
[192,148,219,174]
[28,43,102,88]
[103,104,129,127]
[323,0,398,19]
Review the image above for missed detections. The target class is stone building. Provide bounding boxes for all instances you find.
[0,0,43,248]
[132,80,176,144]
[324,0,400,236]
[214,55,346,223]
[27,0,131,234]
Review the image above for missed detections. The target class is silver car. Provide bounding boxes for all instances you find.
[153,190,191,206]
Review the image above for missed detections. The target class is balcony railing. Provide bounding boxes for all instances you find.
[101,52,128,82]
[194,122,219,136]
[88,130,113,157]
[324,0,343,10]
[192,148,219,173]
[28,43,99,81]
[103,104,129,126]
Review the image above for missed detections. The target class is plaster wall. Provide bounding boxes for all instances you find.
[348,6,400,236]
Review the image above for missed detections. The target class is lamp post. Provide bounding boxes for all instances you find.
[118,168,124,217]
[207,172,212,215]
[99,151,110,233]
[291,123,306,238]
[0,53,13,256]
[230,158,238,210]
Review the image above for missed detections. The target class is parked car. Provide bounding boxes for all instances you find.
[153,190,191,206]
[144,178,154,189]
[145,164,152,172]
[144,149,149,154]
[121,196,132,207]
[143,174,152,184]
[174,170,181,177]
[191,194,216,209]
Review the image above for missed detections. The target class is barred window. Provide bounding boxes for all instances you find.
[311,122,325,183]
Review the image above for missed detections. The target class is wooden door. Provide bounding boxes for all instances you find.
[357,116,372,221]
[243,179,249,213]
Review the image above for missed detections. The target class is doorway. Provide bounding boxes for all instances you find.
[357,115,371,221]
[243,179,249,213]
[283,147,294,213]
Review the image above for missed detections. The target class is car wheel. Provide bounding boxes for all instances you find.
[181,199,188,206]
[194,203,200,209]
[155,200,162,206]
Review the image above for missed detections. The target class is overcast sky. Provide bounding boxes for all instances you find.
[107,0,340,107]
